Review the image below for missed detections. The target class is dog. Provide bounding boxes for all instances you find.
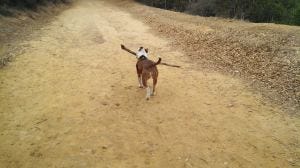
[121,44,161,100]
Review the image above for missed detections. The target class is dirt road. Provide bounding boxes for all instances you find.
[0,0,299,167]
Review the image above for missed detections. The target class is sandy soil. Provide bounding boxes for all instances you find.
[0,0,299,167]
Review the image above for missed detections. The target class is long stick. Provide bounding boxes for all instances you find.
[121,44,136,56]
[160,62,181,68]
[121,44,181,68]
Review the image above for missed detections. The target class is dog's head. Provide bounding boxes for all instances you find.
[137,47,149,59]
[139,47,149,53]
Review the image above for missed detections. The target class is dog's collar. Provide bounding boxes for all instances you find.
[138,56,147,60]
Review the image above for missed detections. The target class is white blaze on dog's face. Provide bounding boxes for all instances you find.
[136,47,148,59]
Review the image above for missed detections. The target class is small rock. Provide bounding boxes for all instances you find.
[101,102,108,106]
[227,104,234,108]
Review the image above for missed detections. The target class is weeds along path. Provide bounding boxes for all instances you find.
[0,0,299,167]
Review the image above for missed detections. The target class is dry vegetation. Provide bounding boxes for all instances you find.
[111,0,300,113]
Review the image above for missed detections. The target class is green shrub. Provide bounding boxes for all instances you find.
[137,0,300,26]
[294,8,300,25]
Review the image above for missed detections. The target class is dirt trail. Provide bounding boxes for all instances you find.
[0,0,299,167]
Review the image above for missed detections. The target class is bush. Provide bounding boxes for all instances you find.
[294,8,300,25]
[0,5,13,16]
[186,0,216,17]
[137,0,300,26]
[0,0,71,10]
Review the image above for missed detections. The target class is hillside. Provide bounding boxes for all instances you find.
[111,0,300,113]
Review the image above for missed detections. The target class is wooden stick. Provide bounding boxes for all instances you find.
[121,44,181,68]
[160,62,181,68]
[121,44,136,56]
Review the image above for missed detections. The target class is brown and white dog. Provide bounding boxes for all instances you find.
[121,44,161,100]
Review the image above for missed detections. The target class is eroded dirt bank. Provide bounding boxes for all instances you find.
[0,0,299,167]
[0,2,71,67]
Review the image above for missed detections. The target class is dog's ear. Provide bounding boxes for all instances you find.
[145,48,149,53]
[139,47,144,51]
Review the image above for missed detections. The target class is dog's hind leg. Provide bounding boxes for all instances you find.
[152,77,157,96]
[136,64,143,88]
[142,75,151,100]
[146,86,151,100]
[151,69,158,96]
[138,75,143,88]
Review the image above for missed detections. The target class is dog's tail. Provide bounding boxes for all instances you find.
[155,57,162,66]
[147,57,162,69]
[153,57,162,67]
